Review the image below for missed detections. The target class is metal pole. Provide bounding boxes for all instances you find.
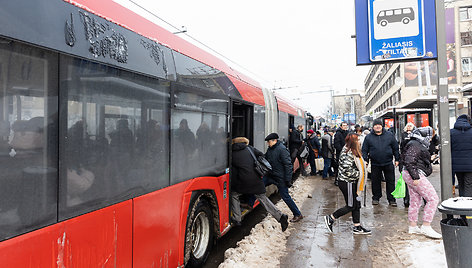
[435,0,453,202]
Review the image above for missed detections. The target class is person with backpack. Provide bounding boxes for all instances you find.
[231,137,289,231]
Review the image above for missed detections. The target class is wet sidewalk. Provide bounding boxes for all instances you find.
[280,166,444,268]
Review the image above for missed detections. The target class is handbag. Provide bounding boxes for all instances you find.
[247,147,272,177]
[313,149,319,158]
[299,145,309,158]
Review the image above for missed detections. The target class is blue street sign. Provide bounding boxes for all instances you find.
[343,113,356,123]
[331,114,339,120]
[369,0,424,61]
[355,0,437,65]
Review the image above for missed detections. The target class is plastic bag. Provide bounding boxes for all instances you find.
[392,174,406,199]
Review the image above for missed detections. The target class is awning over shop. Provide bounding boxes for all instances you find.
[398,95,458,109]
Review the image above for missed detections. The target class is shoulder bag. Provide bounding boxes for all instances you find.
[247,146,272,177]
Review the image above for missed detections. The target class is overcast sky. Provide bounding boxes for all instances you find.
[123,0,370,116]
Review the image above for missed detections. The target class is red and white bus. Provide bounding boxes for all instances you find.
[0,0,307,267]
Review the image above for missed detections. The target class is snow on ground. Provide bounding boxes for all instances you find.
[374,232,448,267]
[218,175,315,268]
[400,239,447,268]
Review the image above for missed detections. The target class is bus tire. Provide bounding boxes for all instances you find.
[184,198,214,267]
[380,20,388,27]
[402,17,410,24]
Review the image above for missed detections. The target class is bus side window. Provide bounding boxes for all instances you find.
[0,39,59,241]
[59,55,170,220]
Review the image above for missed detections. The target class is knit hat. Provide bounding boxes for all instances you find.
[265,133,279,141]
[307,129,314,134]
[373,119,383,127]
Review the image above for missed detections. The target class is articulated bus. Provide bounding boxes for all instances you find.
[0,0,307,267]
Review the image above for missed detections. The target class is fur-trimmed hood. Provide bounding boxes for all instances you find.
[232,137,249,145]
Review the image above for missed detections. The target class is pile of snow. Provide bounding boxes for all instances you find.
[401,240,447,268]
[218,176,315,268]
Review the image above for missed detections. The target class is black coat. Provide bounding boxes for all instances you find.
[450,115,472,173]
[362,128,399,166]
[334,129,348,157]
[231,143,266,194]
[306,135,320,152]
[265,141,293,183]
[289,129,303,152]
[401,139,432,180]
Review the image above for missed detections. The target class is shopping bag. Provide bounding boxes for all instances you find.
[315,158,324,171]
[391,174,406,199]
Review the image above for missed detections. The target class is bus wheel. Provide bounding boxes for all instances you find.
[380,20,387,27]
[184,199,214,267]
[402,18,410,24]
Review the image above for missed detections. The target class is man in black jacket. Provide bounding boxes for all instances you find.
[264,133,303,222]
[451,114,472,197]
[231,137,289,231]
[362,119,400,206]
[289,124,308,176]
[333,122,349,184]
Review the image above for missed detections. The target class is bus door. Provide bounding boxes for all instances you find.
[230,101,254,213]
[288,115,295,147]
[231,101,253,144]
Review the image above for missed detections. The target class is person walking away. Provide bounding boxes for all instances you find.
[306,129,320,176]
[264,133,303,222]
[401,127,441,239]
[324,133,371,234]
[399,122,416,207]
[334,122,349,185]
[321,128,335,179]
[230,137,289,231]
[450,114,472,197]
[289,124,308,176]
[362,119,400,206]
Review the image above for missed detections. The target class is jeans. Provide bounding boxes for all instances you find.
[371,163,395,202]
[231,192,283,222]
[263,175,301,217]
[456,172,472,197]
[323,157,334,178]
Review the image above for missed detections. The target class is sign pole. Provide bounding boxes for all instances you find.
[435,0,452,202]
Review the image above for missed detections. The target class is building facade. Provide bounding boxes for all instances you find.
[363,0,472,134]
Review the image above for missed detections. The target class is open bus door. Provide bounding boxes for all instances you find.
[229,101,255,218]
[231,101,254,144]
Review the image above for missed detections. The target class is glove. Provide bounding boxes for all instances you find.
[285,180,293,188]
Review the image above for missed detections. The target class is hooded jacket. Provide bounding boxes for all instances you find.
[321,133,334,159]
[401,127,433,180]
[265,140,293,183]
[362,128,399,166]
[450,114,472,173]
[231,138,266,194]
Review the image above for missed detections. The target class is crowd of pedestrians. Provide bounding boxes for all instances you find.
[230,114,472,238]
